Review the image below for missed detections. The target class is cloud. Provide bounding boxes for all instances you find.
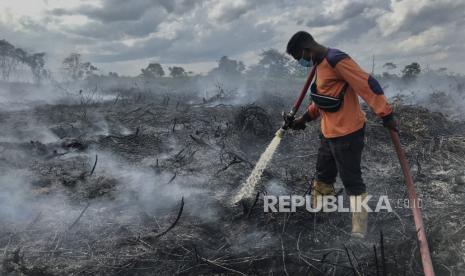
[306,1,373,27]
[51,0,202,22]
[377,0,465,36]
[305,0,389,43]
[89,18,275,64]
[48,0,206,40]
[49,0,174,40]
[207,0,252,23]
[0,0,464,75]
[52,0,165,22]
[61,7,169,40]
[48,0,277,63]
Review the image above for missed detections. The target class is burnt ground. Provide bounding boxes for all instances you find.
[1,81,465,275]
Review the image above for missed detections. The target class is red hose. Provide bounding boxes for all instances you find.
[389,130,435,276]
[291,66,317,114]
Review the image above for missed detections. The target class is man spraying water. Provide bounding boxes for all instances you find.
[233,31,397,239]
[284,31,397,238]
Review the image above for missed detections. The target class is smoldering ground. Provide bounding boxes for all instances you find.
[0,70,465,275]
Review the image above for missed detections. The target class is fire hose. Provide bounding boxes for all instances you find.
[282,67,435,275]
[277,66,317,137]
[389,130,435,276]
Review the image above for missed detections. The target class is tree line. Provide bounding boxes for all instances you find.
[0,38,445,83]
[0,39,48,83]
[137,49,308,80]
[382,61,423,81]
[138,50,428,81]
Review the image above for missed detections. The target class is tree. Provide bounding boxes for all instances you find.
[402,62,421,80]
[383,62,397,70]
[0,39,18,80]
[0,39,49,83]
[62,53,98,81]
[62,53,82,81]
[246,49,296,79]
[140,63,165,78]
[209,56,245,77]
[258,49,291,78]
[169,66,187,78]
[81,61,98,78]
[14,48,27,62]
[108,72,119,77]
[381,62,398,80]
[27,52,47,84]
[245,64,266,78]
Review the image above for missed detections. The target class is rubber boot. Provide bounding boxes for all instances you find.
[311,180,336,209]
[350,192,368,238]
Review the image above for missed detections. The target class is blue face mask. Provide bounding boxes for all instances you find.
[298,57,313,67]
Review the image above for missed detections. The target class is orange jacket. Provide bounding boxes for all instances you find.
[306,48,392,138]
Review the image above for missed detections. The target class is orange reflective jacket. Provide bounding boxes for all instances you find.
[306,48,392,138]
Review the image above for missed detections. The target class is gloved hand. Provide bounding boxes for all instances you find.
[382,113,398,132]
[289,116,307,130]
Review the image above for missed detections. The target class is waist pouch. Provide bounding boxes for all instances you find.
[310,82,348,112]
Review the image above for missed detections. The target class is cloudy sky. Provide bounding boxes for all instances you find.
[0,0,464,76]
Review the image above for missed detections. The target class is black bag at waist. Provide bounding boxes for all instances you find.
[310,81,348,112]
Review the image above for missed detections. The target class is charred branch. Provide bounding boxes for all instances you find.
[153,197,184,238]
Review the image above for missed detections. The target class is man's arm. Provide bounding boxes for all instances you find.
[334,57,392,118]
[304,102,320,121]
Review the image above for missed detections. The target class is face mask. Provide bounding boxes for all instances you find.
[298,57,313,67]
[298,50,313,67]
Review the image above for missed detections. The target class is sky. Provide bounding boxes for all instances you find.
[0,0,464,76]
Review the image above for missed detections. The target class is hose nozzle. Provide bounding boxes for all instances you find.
[281,110,296,130]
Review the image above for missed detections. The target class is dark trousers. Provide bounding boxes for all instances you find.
[315,125,366,196]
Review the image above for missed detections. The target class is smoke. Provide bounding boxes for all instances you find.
[90,150,215,219]
[265,179,290,196]
[0,79,219,239]
[195,67,465,119]
[0,169,38,223]
[0,151,216,238]
[229,228,276,253]
[0,67,463,275]
[382,71,465,119]
[0,80,119,112]
[0,82,60,111]
[191,73,303,107]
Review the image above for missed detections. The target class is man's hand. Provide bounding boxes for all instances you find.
[382,113,398,132]
[289,116,307,130]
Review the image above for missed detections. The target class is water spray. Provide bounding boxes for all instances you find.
[232,66,317,204]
